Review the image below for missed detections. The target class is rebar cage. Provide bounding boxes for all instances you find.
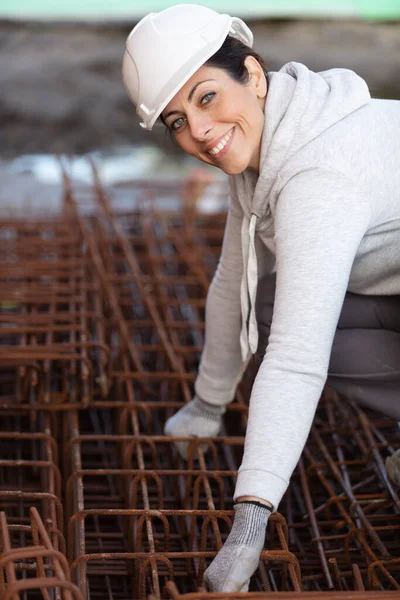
[0,160,399,599]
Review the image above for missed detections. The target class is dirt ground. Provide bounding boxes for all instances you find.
[1,18,399,158]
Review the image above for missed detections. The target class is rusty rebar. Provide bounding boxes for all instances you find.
[0,163,399,598]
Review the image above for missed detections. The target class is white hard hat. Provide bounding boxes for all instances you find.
[122,4,253,130]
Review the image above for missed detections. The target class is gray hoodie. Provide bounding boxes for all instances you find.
[195,62,400,509]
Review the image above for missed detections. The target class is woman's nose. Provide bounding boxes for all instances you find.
[188,113,212,141]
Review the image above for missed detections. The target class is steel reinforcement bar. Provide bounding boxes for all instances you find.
[0,164,398,598]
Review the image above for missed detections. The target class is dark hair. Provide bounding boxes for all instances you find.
[205,35,270,88]
[160,35,269,129]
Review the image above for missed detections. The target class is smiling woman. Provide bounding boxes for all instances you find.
[124,18,269,175]
[157,35,271,177]
[122,2,400,595]
[159,58,267,175]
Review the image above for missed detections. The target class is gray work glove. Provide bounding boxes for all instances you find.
[164,395,225,460]
[204,501,271,593]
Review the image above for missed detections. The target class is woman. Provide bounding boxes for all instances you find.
[123,4,400,592]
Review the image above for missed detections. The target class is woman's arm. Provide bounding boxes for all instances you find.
[194,185,245,405]
[234,168,371,509]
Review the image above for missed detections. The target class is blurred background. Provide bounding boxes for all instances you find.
[1,0,399,213]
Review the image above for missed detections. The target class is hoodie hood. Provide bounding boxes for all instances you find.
[235,62,371,363]
[236,61,371,220]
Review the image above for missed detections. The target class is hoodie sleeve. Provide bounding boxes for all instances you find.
[194,185,245,405]
[234,167,371,509]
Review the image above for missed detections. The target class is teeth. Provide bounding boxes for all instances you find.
[208,129,233,155]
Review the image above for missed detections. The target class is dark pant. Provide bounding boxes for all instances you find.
[255,273,400,420]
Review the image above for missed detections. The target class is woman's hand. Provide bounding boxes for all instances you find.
[203,501,271,592]
[164,395,225,459]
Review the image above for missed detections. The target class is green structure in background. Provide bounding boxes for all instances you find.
[1,0,399,20]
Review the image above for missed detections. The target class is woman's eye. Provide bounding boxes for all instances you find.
[171,117,186,131]
[201,92,216,105]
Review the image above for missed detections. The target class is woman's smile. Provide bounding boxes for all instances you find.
[205,127,235,160]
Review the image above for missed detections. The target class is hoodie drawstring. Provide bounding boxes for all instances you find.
[240,213,259,363]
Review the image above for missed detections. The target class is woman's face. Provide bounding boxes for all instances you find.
[161,57,267,175]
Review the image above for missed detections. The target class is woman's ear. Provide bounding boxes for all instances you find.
[244,55,267,100]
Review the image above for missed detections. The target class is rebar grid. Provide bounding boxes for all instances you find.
[0,506,83,600]
[283,390,400,592]
[0,163,399,598]
[64,407,302,599]
[62,401,400,597]
[0,411,63,534]
[0,214,109,410]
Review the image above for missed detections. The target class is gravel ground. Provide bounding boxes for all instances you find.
[0,18,399,157]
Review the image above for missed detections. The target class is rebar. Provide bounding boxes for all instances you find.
[0,507,83,600]
[0,160,398,598]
